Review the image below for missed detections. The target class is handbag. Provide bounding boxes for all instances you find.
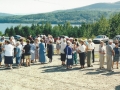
[67,55,72,59]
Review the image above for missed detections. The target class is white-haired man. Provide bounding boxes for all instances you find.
[86,39,93,67]
[106,40,114,71]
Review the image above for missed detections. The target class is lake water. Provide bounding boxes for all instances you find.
[0,23,81,34]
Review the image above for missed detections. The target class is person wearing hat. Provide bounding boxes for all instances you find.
[86,39,93,67]
[64,40,73,69]
[99,41,106,69]
[78,40,86,68]
[106,40,114,71]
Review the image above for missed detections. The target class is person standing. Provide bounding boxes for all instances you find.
[23,40,31,67]
[34,38,39,62]
[99,41,106,69]
[30,40,36,63]
[15,41,22,68]
[60,39,66,66]
[20,39,25,66]
[48,40,53,63]
[112,43,119,69]
[0,43,3,67]
[91,41,95,63]
[72,42,77,65]
[78,40,86,69]
[39,39,46,64]
[56,41,61,55]
[106,41,114,71]
[86,39,93,67]
[64,41,73,69]
[4,40,14,69]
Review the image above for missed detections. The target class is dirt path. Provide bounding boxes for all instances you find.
[0,55,120,90]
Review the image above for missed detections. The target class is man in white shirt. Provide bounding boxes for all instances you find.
[86,39,93,67]
[60,39,67,65]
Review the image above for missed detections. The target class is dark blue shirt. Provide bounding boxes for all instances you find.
[114,47,119,54]
[24,44,31,55]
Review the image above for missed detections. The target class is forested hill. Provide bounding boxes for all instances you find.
[73,1,120,10]
[0,1,120,24]
[0,13,13,17]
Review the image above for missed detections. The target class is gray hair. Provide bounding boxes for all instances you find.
[16,41,20,45]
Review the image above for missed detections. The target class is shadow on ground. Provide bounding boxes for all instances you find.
[84,68,120,76]
[40,65,80,73]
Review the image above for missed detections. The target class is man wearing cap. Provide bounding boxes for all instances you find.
[86,39,93,67]
[106,40,114,71]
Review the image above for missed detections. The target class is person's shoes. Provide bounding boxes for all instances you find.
[108,70,114,72]
[90,65,93,67]
[62,64,66,66]
[80,67,83,69]
[88,65,90,67]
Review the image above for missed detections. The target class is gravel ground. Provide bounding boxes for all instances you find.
[0,55,120,90]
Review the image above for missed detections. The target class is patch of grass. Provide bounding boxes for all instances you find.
[95,54,99,58]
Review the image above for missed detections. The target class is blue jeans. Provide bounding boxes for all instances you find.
[16,57,21,64]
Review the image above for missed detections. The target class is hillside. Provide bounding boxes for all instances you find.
[0,1,120,24]
[0,13,13,17]
[73,2,120,10]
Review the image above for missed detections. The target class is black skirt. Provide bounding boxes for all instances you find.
[79,52,85,66]
[5,56,13,64]
[61,53,66,61]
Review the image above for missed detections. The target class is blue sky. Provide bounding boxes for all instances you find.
[0,0,119,15]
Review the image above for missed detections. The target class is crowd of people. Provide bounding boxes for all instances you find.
[0,35,119,72]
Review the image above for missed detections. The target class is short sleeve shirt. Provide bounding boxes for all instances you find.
[106,45,113,55]
[16,47,21,57]
[24,44,31,55]
[5,44,14,56]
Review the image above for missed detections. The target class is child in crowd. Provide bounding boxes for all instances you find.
[15,41,22,68]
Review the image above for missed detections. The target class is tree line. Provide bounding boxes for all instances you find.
[4,13,120,39]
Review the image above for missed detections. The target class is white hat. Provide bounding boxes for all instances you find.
[88,39,92,42]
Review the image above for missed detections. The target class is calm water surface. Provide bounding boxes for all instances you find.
[0,23,81,34]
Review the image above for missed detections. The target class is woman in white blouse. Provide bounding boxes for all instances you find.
[4,40,14,69]
[78,40,86,69]
[99,41,106,69]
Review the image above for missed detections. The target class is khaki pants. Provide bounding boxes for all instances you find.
[87,51,92,66]
[99,54,105,68]
[106,54,112,70]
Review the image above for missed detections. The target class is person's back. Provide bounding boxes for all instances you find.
[16,46,21,57]
[24,44,31,55]
[106,45,113,55]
